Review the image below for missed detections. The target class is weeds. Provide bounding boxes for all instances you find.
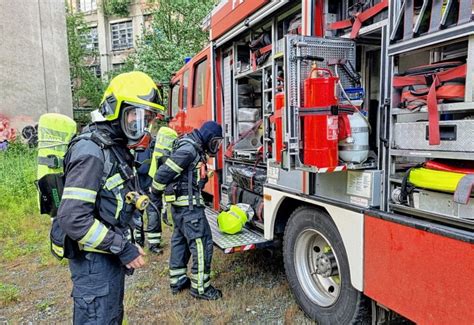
[36,299,55,312]
[0,144,310,323]
[0,142,37,200]
[0,283,20,306]
[0,142,54,265]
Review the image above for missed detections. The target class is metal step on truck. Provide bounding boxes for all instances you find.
[166,0,474,323]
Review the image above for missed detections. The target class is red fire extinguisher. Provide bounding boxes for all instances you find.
[302,63,339,168]
[271,92,285,163]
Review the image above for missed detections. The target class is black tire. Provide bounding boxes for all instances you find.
[283,206,370,324]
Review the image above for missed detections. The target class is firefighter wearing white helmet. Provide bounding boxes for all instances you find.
[56,71,164,323]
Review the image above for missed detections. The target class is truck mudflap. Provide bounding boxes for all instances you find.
[205,208,272,254]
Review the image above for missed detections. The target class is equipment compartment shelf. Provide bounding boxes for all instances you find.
[224,158,266,169]
[389,22,474,55]
[234,68,263,80]
[392,119,474,152]
[390,203,474,231]
[391,102,474,115]
[390,149,474,160]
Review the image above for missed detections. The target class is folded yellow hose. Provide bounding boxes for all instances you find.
[408,167,465,193]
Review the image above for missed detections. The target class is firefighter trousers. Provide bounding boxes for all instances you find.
[69,252,125,324]
[169,205,213,294]
[133,206,162,246]
[145,203,162,245]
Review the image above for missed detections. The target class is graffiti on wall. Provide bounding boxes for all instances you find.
[0,114,40,150]
[0,115,17,150]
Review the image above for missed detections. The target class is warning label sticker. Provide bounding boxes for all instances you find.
[346,171,372,198]
[350,196,369,207]
[267,166,279,180]
[327,116,338,140]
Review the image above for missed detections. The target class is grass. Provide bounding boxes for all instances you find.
[0,143,55,265]
[35,299,55,312]
[0,283,20,306]
[0,143,311,322]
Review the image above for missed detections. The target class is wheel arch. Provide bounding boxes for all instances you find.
[264,187,364,291]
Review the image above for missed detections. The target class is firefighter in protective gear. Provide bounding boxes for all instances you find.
[57,71,164,323]
[133,138,163,254]
[151,121,223,300]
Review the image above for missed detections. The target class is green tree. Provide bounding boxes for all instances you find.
[66,4,105,109]
[103,0,131,17]
[128,0,215,84]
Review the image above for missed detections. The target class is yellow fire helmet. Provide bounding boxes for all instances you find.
[99,71,165,149]
[217,204,249,235]
[100,71,165,120]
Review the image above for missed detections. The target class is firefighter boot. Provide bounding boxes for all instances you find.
[148,244,163,255]
[190,285,223,301]
[170,276,191,295]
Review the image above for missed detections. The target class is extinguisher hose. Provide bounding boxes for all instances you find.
[334,65,372,134]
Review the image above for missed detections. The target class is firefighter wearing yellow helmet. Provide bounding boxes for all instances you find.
[100,70,164,150]
[56,71,164,323]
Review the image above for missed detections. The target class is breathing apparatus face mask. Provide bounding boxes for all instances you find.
[120,103,157,150]
[207,137,223,156]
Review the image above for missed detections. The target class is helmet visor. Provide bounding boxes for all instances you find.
[121,104,157,140]
[208,136,223,155]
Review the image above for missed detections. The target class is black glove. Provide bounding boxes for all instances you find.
[150,189,163,204]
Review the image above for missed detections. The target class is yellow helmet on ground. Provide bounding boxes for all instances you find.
[99,71,165,149]
[217,205,249,235]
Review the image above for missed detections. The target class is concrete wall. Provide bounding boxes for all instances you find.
[0,0,73,135]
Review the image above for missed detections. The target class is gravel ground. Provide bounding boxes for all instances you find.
[0,229,313,324]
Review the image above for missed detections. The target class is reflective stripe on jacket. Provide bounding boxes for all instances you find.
[151,131,206,206]
[57,133,134,254]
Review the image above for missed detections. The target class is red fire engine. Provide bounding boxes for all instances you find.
[167,0,474,323]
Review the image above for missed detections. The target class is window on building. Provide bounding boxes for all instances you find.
[143,14,153,31]
[170,82,180,117]
[182,70,189,110]
[111,21,133,51]
[89,64,101,78]
[85,26,99,52]
[193,59,207,107]
[79,0,97,12]
[112,63,125,71]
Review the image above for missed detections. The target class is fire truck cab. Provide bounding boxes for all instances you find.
[167,1,474,323]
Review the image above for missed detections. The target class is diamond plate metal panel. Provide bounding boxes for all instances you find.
[393,120,474,151]
[223,55,232,137]
[415,190,474,219]
[285,36,356,108]
[223,54,232,186]
[205,209,268,249]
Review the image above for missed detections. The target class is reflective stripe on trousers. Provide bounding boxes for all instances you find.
[168,206,213,293]
[147,232,162,244]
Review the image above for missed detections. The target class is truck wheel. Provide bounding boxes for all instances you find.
[283,206,370,324]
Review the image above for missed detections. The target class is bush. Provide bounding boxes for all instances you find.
[0,142,36,202]
[103,0,131,17]
[0,142,53,264]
